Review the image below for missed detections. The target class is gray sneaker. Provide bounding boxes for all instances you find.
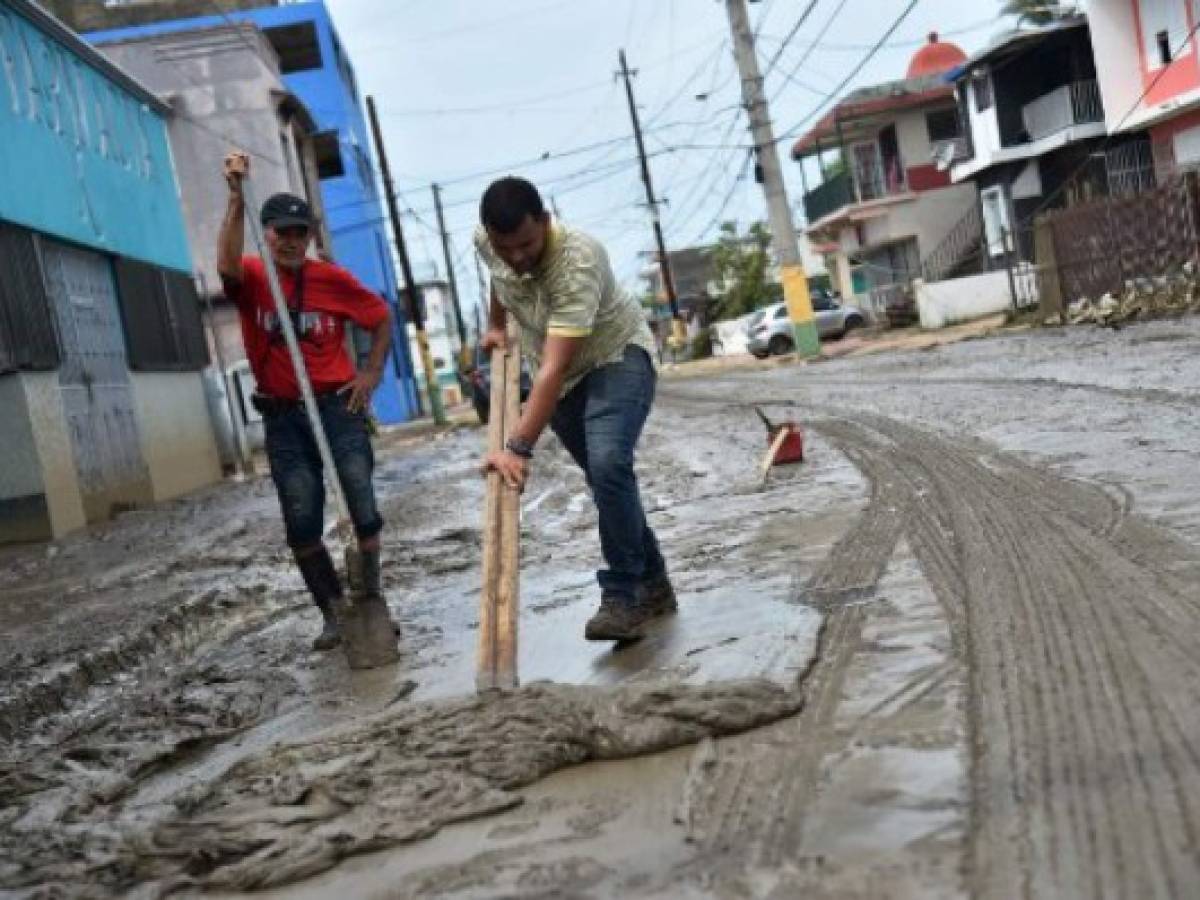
[585,594,656,642]
[637,574,678,616]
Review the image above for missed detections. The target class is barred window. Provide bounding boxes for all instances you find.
[0,223,60,373]
[113,259,209,371]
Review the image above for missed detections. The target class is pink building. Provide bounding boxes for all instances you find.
[1089,0,1200,176]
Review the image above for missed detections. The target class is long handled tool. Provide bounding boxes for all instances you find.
[477,321,522,692]
[753,406,805,488]
[242,176,399,670]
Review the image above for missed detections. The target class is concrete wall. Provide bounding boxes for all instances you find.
[916,271,1017,329]
[130,372,222,502]
[0,372,87,542]
[859,182,977,259]
[98,26,307,294]
[953,73,1002,182]
[1090,0,1181,133]
[87,2,422,425]
[896,108,934,171]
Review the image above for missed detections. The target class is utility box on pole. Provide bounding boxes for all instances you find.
[724,0,820,358]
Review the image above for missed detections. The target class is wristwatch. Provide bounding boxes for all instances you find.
[505,436,534,459]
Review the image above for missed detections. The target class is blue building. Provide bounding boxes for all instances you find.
[86,1,421,424]
[0,0,222,541]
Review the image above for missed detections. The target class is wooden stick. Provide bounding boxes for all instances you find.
[495,323,522,689]
[476,321,521,691]
[476,338,507,692]
[759,427,790,487]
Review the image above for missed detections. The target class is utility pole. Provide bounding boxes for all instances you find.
[473,249,491,351]
[723,0,820,357]
[550,195,562,221]
[432,182,470,371]
[618,49,687,353]
[366,95,446,424]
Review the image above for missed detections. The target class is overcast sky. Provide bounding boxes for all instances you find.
[325,0,1015,318]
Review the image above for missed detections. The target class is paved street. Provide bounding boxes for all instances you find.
[3,319,1199,898]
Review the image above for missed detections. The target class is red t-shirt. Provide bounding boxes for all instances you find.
[224,256,389,400]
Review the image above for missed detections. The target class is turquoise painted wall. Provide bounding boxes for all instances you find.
[0,5,191,272]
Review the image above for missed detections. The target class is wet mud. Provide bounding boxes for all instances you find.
[3,318,1200,897]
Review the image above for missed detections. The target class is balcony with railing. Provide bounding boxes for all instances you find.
[1021,80,1103,143]
[803,155,909,225]
[803,170,855,224]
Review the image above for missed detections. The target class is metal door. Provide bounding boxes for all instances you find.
[41,239,148,511]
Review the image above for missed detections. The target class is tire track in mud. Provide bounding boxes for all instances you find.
[661,382,1200,896]
[675,408,908,879]
[816,413,1200,900]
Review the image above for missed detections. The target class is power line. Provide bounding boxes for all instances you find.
[692,150,754,244]
[777,0,921,144]
[769,0,850,103]
[762,0,821,78]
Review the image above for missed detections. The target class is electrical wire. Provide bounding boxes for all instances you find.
[762,0,821,78]
[777,0,921,144]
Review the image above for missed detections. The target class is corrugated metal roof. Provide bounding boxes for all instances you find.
[950,14,1088,80]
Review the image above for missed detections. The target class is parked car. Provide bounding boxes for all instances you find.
[461,344,533,424]
[745,293,866,358]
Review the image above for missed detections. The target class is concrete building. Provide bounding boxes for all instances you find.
[791,34,977,317]
[1088,0,1200,183]
[943,17,1108,272]
[407,279,465,407]
[0,0,219,542]
[96,23,328,467]
[80,0,422,425]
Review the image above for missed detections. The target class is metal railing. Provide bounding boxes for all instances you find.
[1021,80,1103,143]
[868,282,916,326]
[921,202,985,283]
[803,170,855,224]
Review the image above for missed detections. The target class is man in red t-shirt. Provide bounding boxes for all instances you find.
[218,152,394,651]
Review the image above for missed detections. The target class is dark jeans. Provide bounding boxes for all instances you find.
[263,392,383,548]
[550,345,665,602]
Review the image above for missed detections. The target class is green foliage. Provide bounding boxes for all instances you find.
[999,0,1067,26]
[710,221,783,321]
[690,329,713,360]
[821,155,847,181]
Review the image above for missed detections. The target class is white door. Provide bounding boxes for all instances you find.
[980,186,1011,258]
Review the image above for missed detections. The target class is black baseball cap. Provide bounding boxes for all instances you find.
[260,193,312,229]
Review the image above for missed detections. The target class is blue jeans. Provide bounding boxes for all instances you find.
[550,345,665,602]
[264,392,383,548]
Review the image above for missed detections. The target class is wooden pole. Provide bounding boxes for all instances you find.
[496,324,521,687]
[477,320,521,691]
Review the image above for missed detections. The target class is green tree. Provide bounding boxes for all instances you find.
[999,0,1067,26]
[710,221,783,320]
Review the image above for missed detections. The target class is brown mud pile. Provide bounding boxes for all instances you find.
[3,677,801,896]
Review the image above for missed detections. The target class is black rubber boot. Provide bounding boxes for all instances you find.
[348,546,401,636]
[358,546,382,598]
[296,545,343,651]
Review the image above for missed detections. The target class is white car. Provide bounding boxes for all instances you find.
[746,294,866,357]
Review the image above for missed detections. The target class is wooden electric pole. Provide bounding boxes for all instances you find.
[432,182,470,370]
[723,0,820,357]
[618,48,687,351]
[366,95,446,424]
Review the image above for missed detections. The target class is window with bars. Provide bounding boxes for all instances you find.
[0,223,60,373]
[113,259,209,371]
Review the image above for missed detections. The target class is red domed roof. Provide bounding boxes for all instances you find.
[907,32,968,79]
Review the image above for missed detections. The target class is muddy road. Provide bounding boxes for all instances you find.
[3,319,1200,898]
